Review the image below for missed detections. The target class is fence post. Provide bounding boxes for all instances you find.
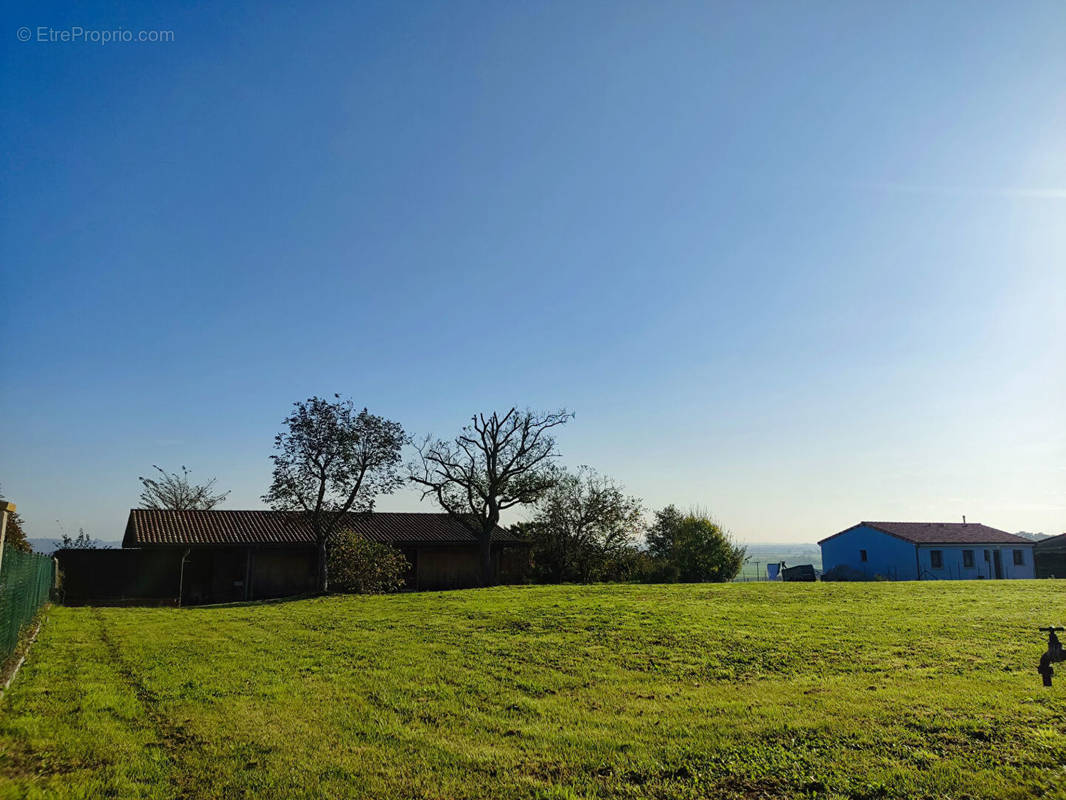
[0,500,14,576]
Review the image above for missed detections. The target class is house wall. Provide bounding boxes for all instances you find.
[916,544,1034,580]
[819,529,1037,581]
[820,525,919,580]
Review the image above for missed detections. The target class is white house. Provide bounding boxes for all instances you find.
[818,521,1035,581]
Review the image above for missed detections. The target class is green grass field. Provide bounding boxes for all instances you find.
[2,583,1065,799]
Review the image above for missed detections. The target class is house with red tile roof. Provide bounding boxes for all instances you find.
[818,521,1035,581]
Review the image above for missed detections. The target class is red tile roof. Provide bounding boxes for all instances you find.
[122,509,521,548]
[819,521,1031,546]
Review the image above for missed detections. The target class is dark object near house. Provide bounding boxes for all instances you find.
[1038,626,1065,686]
[1034,533,1066,579]
[820,564,866,582]
[55,510,530,605]
[781,564,817,582]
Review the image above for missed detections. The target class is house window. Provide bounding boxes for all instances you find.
[1013,549,1024,566]
[860,549,867,562]
[983,550,990,562]
[963,550,974,568]
[930,550,943,569]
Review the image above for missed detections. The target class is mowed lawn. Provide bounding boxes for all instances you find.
[2,583,1066,799]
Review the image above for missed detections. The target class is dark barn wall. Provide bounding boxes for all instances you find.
[180,547,243,605]
[497,544,531,584]
[252,548,317,599]
[414,546,483,590]
[410,543,531,590]
[59,541,526,602]
[171,546,318,605]
[1035,548,1066,579]
[56,549,184,605]
[56,546,318,605]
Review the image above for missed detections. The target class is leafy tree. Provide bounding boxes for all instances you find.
[645,504,685,562]
[646,506,745,582]
[328,532,409,594]
[138,465,230,510]
[263,395,406,593]
[626,549,680,583]
[0,487,30,552]
[56,528,109,550]
[410,408,572,586]
[525,466,644,583]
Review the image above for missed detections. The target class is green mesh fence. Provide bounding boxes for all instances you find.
[0,545,55,664]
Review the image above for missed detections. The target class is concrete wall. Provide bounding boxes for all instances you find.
[820,525,919,580]
[916,544,1034,580]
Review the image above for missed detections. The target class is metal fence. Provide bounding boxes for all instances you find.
[0,545,55,664]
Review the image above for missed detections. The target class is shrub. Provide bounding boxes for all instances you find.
[521,467,645,584]
[630,552,681,584]
[645,506,745,583]
[328,532,409,594]
[820,565,866,582]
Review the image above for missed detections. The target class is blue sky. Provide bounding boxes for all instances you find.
[2,1,1064,544]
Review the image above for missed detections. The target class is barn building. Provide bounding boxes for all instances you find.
[818,521,1035,581]
[1034,533,1066,578]
[56,509,529,604]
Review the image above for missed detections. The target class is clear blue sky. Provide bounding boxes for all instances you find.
[2,1,1064,544]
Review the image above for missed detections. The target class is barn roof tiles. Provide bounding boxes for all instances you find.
[818,521,1031,546]
[123,509,521,548]
[1034,532,1066,552]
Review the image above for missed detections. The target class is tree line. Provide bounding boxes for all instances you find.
[122,395,745,593]
[38,394,745,592]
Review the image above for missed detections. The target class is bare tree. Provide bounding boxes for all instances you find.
[56,527,110,550]
[263,395,405,593]
[138,466,230,511]
[410,408,573,585]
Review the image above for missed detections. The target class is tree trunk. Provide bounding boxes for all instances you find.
[317,539,328,594]
[479,534,494,587]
